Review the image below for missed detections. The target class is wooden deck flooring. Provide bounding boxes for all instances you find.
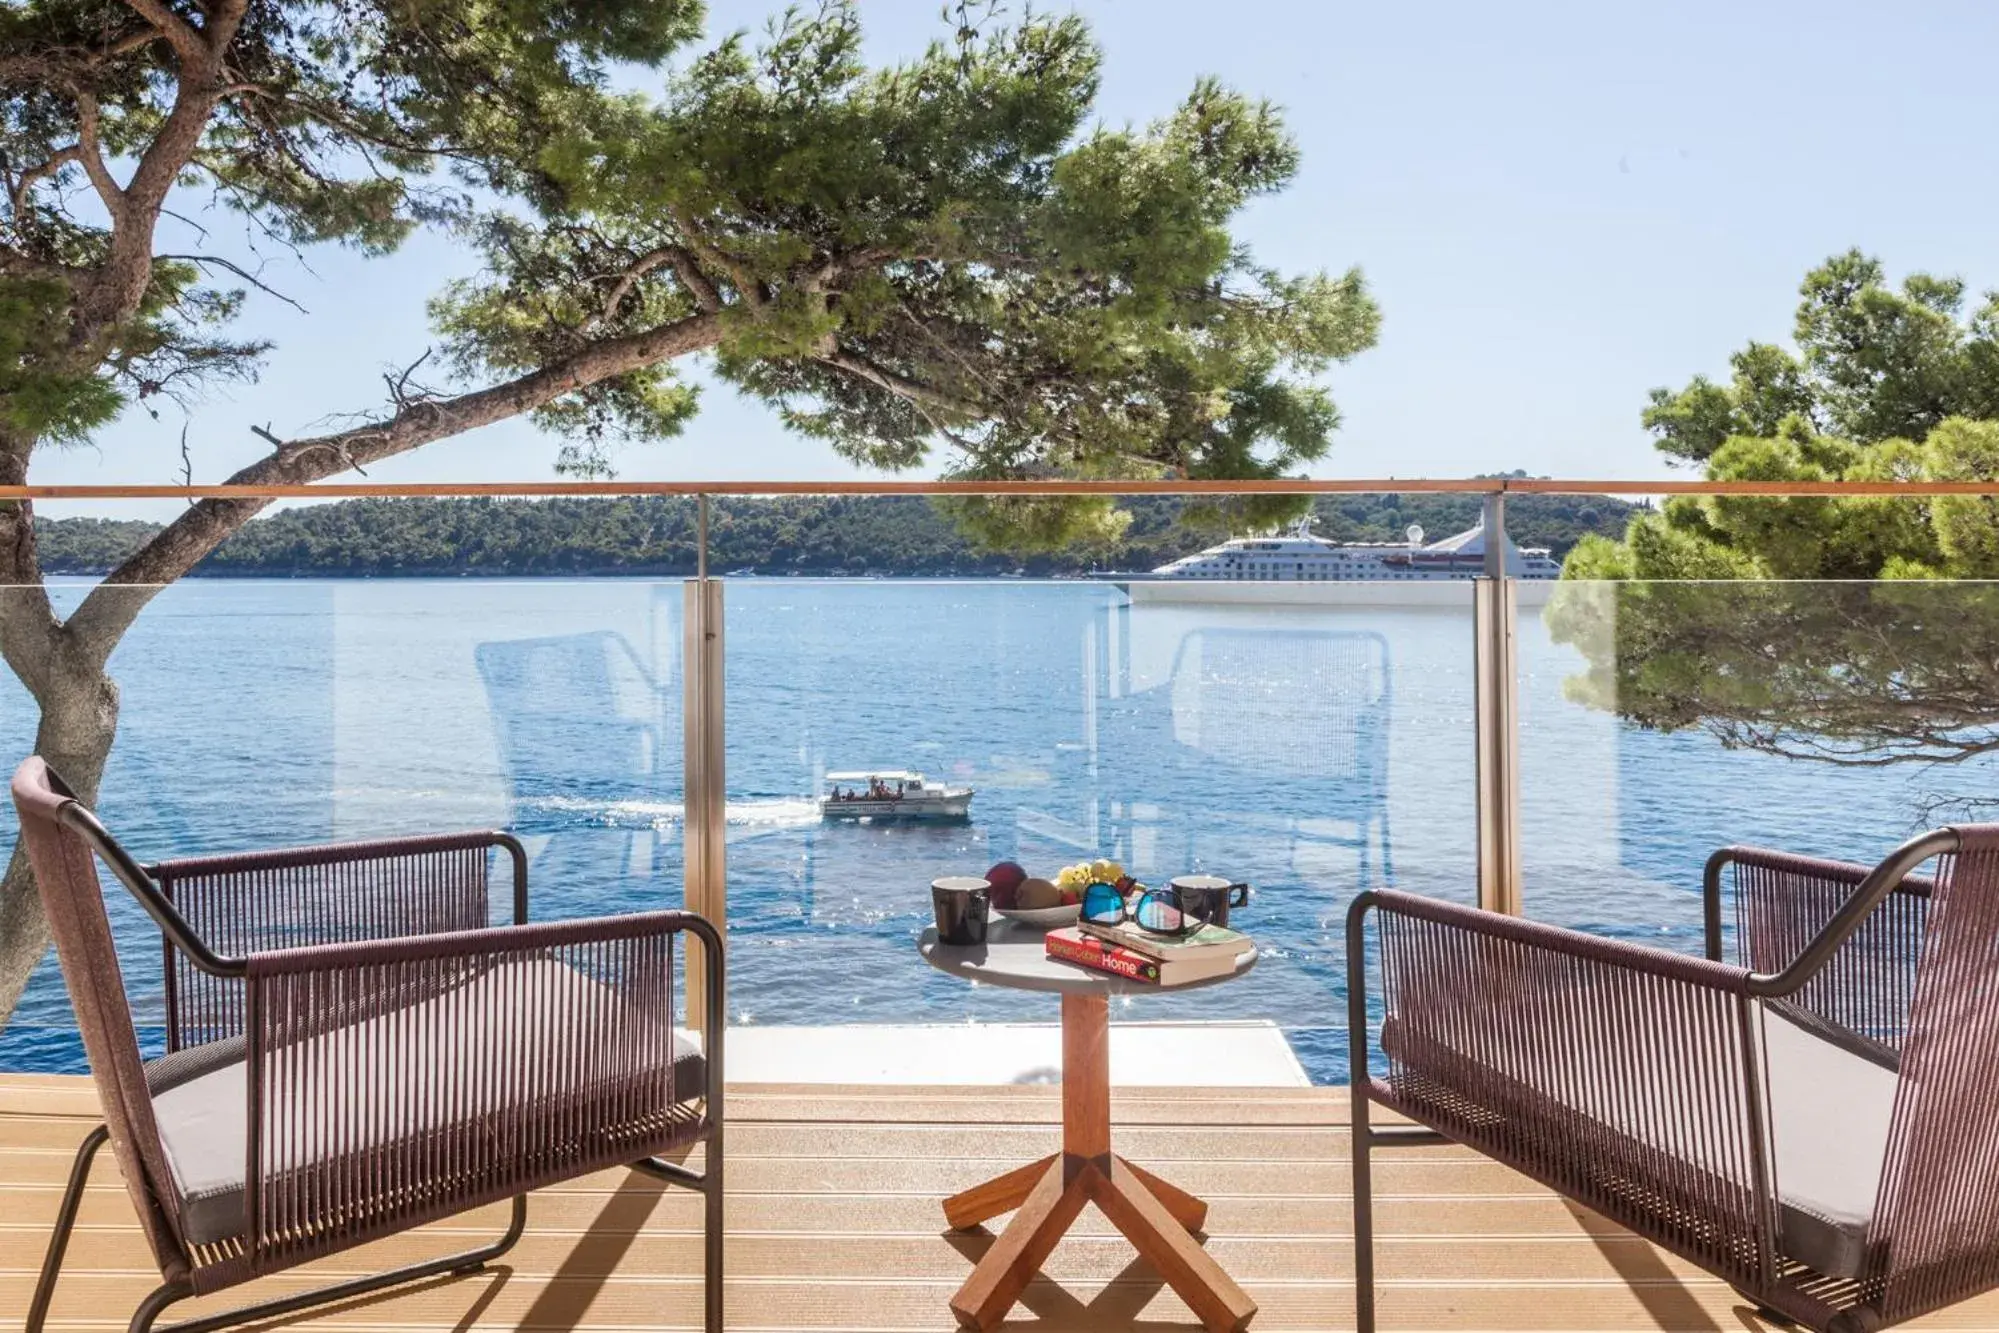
[6,1072,1999,1332]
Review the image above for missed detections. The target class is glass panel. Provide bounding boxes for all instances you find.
[0,503,1492,1088]
[1521,578,1999,955]
[725,574,1476,1083]
[0,578,685,1071]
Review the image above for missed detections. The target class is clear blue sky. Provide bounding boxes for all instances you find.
[32,0,1999,517]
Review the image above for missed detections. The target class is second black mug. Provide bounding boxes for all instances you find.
[1168,874,1251,929]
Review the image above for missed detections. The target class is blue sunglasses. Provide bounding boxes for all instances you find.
[1080,881,1200,936]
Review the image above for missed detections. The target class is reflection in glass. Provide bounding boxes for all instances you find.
[1524,579,1999,949]
[1094,626,1392,886]
[2,576,1477,1084]
[720,581,1470,1082]
[477,629,676,811]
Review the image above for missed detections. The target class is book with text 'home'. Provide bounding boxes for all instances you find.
[1045,926,1241,986]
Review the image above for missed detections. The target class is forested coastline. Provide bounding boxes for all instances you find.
[34,493,1635,578]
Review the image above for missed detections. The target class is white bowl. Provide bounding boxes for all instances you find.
[993,904,1081,930]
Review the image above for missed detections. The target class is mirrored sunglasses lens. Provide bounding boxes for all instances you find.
[1081,883,1124,923]
[1134,892,1184,934]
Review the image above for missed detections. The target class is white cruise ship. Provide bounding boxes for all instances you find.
[1146,519,1560,583]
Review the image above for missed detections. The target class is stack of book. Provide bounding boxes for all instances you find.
[1045,918,1251,986]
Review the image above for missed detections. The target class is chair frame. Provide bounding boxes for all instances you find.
[1347,827,1962,1333]
[18,770,726,1333]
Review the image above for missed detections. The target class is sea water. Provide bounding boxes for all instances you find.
[1,577,1987,1083]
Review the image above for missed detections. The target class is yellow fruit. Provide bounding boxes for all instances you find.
[1089,859,1123,883]
[1016,877,1060,909]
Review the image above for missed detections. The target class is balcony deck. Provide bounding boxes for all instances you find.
[7,1071,1999,1332]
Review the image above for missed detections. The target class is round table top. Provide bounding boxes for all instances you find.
[919,916,1258,996]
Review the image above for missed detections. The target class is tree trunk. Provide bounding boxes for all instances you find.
[0,650,119,1022]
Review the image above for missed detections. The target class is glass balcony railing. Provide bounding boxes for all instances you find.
[716,575,1474,1083]
[0,577,692,1070]
[5,481,1997,1086]
[1521,578,1999,951]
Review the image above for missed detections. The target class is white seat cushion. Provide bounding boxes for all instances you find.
[1763,1003,1898,1278]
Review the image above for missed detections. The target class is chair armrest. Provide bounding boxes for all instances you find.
[236,909,722,1271]
[1353,888,1754,996]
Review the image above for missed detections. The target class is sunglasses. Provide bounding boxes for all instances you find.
[1080,881,1207,937]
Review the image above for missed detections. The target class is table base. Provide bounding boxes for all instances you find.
[941,994,1258,1333]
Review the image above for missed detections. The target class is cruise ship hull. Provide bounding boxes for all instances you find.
[1127,517,1564,601]
[1113,577,1556,608]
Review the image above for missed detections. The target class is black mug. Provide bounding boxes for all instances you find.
[1169,874,1250,929]
[931,876,991,947]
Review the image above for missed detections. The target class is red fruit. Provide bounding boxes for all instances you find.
[985,860,1028,909]
[1058,886,1082,906]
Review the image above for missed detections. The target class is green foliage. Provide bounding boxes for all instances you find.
[33,491,1634,577]
[9,0,1376,557]
[0,278,121,442]
[1547,578,1999,768]
[1553,250,1999,767]
[1926,417,1999,577]
[433,2,1380,527]
[3,0,704,443]
[1642,250,1999,465]
[0,258,267,442]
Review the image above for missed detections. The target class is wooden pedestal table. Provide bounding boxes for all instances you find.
[919,918,1260,1333]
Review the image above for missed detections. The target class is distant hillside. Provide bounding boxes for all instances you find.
[32,492,1638,578]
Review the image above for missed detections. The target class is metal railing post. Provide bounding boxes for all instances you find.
[1473,491,1522,914]
[683,495,726,1030]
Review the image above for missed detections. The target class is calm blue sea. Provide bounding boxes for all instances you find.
[3,578,1988,1083]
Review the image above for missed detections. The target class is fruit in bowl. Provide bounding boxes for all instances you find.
[1016,877,1061,908]
[1057,859,1120,892]
[1055,859,1127,907]
[985,860,1028,910]
[992,872,1083,929]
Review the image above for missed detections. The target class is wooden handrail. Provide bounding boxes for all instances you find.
[8,477,1999,500]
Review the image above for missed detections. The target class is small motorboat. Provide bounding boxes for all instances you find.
[820,770,973,821]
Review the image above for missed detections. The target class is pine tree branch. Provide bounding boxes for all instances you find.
[10,145,85,216]
[593,245,721,325]
[115,0,205,63]
[64,310,729,652]
[70,93,125,217]
[669,206,764,310]
[815,346,985,420]
[157,253,307,312]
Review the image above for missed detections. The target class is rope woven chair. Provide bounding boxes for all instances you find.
[12,755,725,1333]
[1347,825,1999,1333]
